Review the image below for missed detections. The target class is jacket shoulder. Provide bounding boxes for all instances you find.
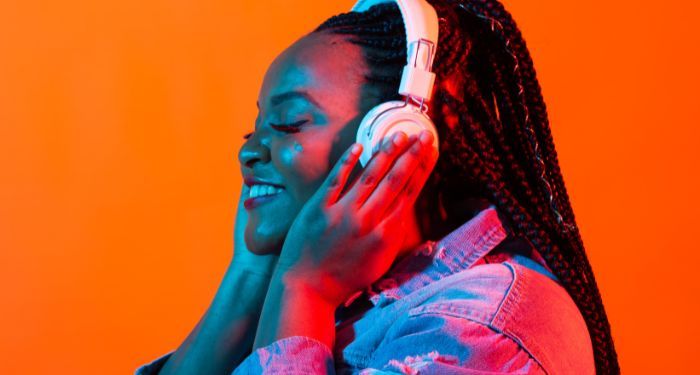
[493,262,595,374]
[405,262,595,374]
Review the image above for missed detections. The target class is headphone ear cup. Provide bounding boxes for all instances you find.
[356,101,405,167]
[356,101,439,167]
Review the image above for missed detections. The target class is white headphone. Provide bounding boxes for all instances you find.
[351,0,440,167]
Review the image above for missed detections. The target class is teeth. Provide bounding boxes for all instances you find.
[249,184,282,199]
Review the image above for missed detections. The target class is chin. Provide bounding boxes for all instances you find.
[244,226,285,255]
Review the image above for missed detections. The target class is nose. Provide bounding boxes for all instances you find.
[238,131,271,169]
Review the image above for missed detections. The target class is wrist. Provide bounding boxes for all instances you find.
[273,265,344,309]
[279,270,337,309]
[218,266,275,314]
[229,255,279,279]
[229,265,275,281]
[253,268,337,350]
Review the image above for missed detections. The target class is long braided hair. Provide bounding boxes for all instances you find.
[314,0,619,373]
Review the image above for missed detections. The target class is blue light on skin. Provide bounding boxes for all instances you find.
[238,31,424,257]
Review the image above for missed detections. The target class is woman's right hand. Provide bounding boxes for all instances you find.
[157,184,280,375]
[230,184,279,279]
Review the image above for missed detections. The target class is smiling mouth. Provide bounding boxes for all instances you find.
[244,184,284,210]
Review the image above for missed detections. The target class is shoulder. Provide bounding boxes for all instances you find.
[387,262,595,374]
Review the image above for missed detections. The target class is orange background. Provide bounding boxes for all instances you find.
[1,0,698,373]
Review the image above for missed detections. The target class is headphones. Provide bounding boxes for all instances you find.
[351,0,440,167]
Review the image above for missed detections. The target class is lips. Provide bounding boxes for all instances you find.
[243,193,280,210]
[243,175,284,188]
[242,175,284,210]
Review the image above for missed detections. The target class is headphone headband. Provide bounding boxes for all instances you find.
[351,0,439,101]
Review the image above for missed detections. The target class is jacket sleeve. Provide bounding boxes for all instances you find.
[135,314,545,374]
[362,312,546,374]
[133,338,333,375]
[231,313,545,374]
[232,336,334,374]
[134,351,174,375]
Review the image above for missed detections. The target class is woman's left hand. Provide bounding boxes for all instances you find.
[275,130,438,308]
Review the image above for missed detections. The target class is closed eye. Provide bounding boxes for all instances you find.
[243,120,309,139]
[269,119,309,133]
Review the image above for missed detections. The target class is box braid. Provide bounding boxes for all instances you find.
[314,1,619,373]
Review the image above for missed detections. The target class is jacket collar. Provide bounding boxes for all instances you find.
[343,205,508,308]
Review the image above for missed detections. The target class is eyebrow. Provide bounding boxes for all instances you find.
[257,91,323,110]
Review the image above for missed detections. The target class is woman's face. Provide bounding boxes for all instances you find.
[238,32,378,255]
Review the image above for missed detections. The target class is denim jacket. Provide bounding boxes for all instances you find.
[136,206,595,374]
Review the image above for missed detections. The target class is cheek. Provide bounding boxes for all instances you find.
[276,139,333,199]
[277,140,305,169]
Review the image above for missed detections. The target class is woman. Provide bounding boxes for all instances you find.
[137,0,619,373]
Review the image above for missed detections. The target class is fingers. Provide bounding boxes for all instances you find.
[338,131,409,208]
[360,133,420,219]
[401,131,439,205]
[322,143,363,205]
[373,130,439,225]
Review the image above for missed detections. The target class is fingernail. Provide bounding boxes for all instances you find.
[350,144,362,155]
[419,130,433,146]
[411,140,421,153]
[392,131,407,146]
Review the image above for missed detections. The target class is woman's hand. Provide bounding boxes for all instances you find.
[275,130,438,308]
[231,184,279,279]
[158,185,281,375]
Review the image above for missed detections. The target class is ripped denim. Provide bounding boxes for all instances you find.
[136,206,595,374]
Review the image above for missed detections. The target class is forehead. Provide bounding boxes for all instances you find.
[258,32,367,109]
